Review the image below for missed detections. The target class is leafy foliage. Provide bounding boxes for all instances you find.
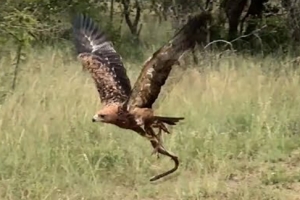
[0,0,297,101]
[0,0,295,54]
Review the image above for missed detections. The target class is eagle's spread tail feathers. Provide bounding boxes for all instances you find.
[151,116,184,135]
[154,116,184,126]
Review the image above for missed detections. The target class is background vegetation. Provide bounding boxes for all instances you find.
[2,0,300,199]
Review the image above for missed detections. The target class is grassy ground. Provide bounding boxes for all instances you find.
[1,47,300,200]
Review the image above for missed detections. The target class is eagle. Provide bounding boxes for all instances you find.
[72,12,211,181]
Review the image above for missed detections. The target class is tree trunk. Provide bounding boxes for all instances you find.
[121,0,142,43]
[287,0,300,44]
[222,0,247,40]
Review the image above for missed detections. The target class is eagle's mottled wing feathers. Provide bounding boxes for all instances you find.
[125,12,212,110]
[125,49,175,109]
[72,14,131,105]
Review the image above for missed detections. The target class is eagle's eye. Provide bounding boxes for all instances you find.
[99,114,105,118]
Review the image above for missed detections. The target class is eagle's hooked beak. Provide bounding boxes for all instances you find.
[92,114,101,122]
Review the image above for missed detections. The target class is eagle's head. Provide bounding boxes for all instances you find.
[92,105,119,124]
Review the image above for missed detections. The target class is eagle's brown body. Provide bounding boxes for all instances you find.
[72,12,211,181]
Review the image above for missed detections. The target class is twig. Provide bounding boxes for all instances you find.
[204,25,267,50]
[12,42,23,91]
[1,27,23,91]
[204,39,234,50]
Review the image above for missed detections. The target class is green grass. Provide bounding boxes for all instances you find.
[1,47,300,200]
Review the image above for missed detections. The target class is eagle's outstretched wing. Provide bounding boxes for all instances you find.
[72,14,131,105]
[125,12,212,110]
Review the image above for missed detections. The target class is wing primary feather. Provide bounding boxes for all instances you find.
[72,14,111,55]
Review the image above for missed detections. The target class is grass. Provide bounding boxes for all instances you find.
[1,47,300,200]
